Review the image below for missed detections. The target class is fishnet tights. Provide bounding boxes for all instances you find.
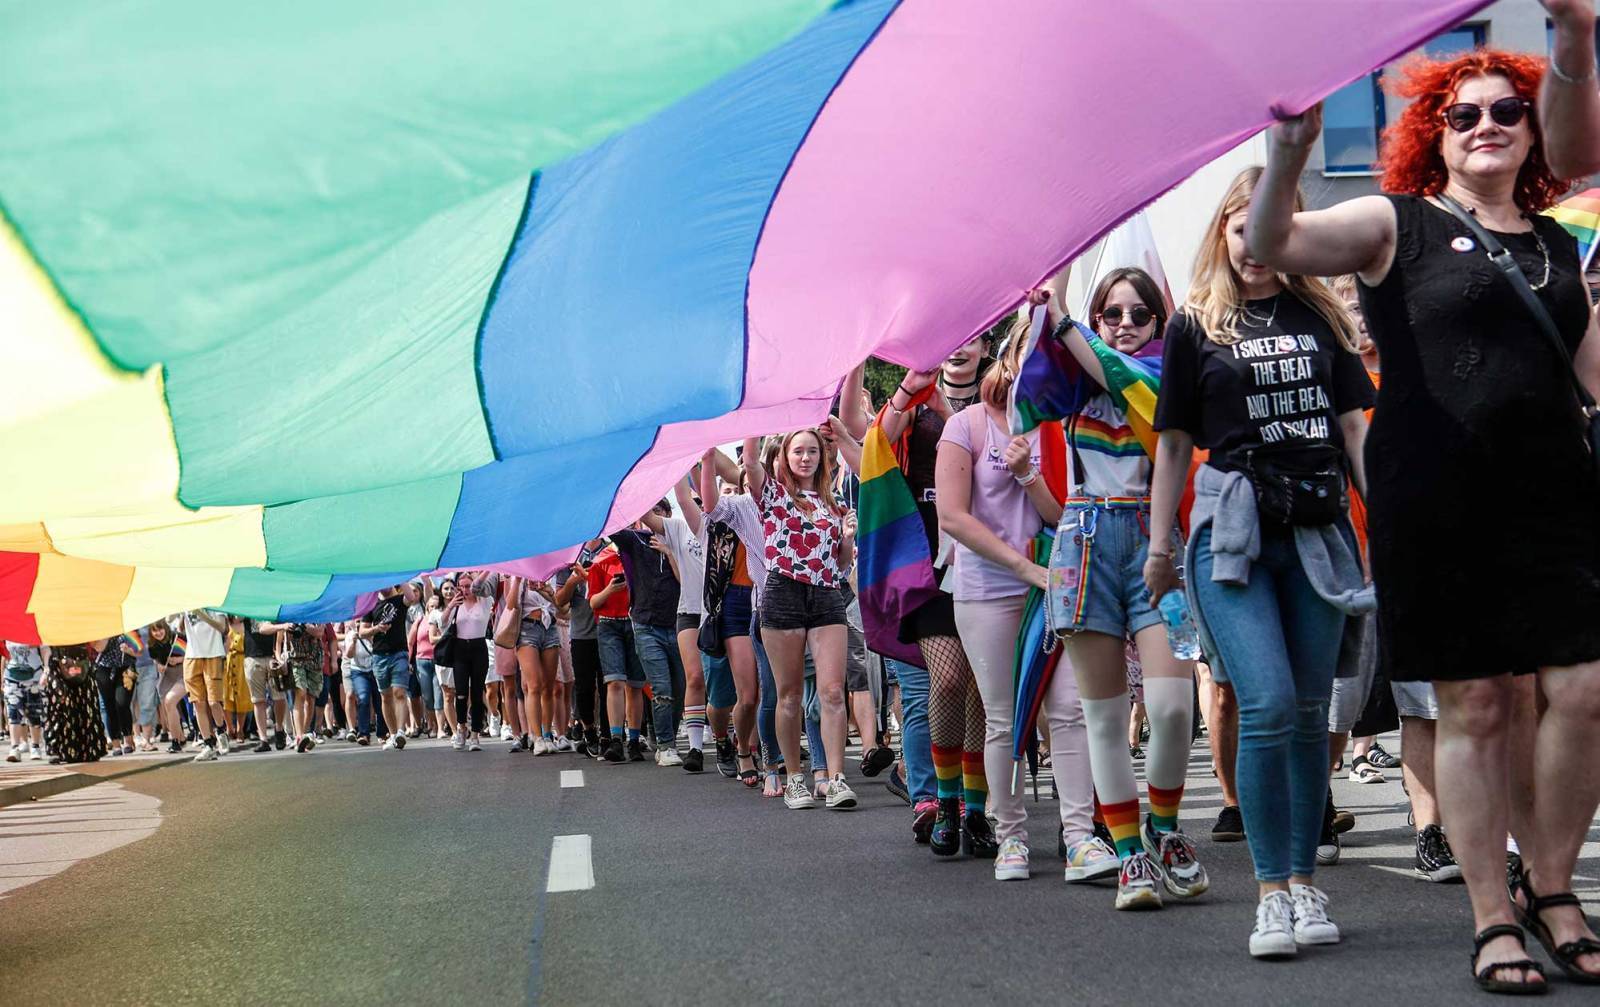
[920,634,984,754]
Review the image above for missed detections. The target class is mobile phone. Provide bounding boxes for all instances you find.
[611,573,625,584]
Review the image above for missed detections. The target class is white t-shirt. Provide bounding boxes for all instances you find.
[706,494,769,606]
[180,611,228,659]
[1072,391,1151,498]
[660,516,706,617]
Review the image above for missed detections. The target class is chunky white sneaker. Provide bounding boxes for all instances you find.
[1250,890,1298,959]
[1115,851,1165,910]
[192,744,219,763]
[1290,883,1340,945]
[657,746,682,767]
[1062,835,1120,883]
[824,774,857,810]
[1142,816,1210,898]
[994,836,1030,881]
[783,772,818,809]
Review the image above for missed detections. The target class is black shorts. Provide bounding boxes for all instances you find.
[675,612,700,634]
[759,571,848,631]
[898,586,957,644]
[717,584,754,639]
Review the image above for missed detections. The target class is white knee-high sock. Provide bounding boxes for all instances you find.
[1080,692,1140,855]
[1143,677,1195,831]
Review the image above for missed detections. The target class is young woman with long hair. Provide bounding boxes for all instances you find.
[445,570,496,751]
[741,427,858,810]
[511,576,563,754]
[1147,166,1373,959]
[1027,263,1202,905]
[840,340,997,855]
[935,326,1096,881]
[1246,43,1600,989]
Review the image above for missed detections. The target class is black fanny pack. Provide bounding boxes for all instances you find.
[1245,442,1347,527]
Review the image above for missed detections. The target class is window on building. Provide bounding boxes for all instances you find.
[1322,73,1386,174]
[1427,23,1486,59]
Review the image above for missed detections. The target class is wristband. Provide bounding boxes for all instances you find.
[1551,53,1597,85]
[1147,549,1173,560]
[1014,467,1039,487]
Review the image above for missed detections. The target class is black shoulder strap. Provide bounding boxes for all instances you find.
[1438,195,1597,414]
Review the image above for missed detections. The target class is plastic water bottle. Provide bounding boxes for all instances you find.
[1158,591,1202,661]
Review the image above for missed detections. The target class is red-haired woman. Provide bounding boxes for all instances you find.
[743,427,859,810]
[1249,43,1600,992]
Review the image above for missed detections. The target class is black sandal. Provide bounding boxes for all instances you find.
[1472,924,1547,995]
[1520,884,1600,985]
[736,749,759,788]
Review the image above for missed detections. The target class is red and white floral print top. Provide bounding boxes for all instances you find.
[758,478,846,588]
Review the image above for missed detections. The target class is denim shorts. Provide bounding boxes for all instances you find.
[704,652,736,709]
[759,571,848,631]
[717,584,753,639]
[371,651,411,692]
[597,619,646,687]
[1391,679,1439,720]
[517,619,560,651]
[1051,501,1164,640]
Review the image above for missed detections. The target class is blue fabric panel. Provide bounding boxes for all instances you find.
[438,427,656,568]
[277,570,417,623]
[476,0,894,459]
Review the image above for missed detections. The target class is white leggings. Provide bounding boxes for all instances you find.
[954,594,1095,845]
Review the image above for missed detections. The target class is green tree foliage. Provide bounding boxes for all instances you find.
[857,315,1013,409]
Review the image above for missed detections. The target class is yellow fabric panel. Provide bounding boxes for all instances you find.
[0,367,184,523]
[0,523,54,552]
[29,553,136,645]
[122,566,233,631]
[45,504,266,568]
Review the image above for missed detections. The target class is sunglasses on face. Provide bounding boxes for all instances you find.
[1441,97,1531,133]
[1098,305,1154,328]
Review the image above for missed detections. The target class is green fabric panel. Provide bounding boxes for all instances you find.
[262,472,462,574]
[165,181,517,507]
[0,0,831,370]
[220,568,332,619]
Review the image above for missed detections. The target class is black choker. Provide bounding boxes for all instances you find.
[941,375,980,391]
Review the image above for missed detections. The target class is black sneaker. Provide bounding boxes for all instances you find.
[1415,824,1464,882]
[272,729,286,751]
[603,737,626,764]
[1366,741,1402,769]
[1212,805,1245,842]
[626,738,645,763]
[884,764,911,806]
[860,745,894,778]
[166,740,185,754]
[683,748,704,773]
[251,740,272,753]
[714,737,737,778]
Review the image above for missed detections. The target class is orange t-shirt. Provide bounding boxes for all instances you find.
[730,541,752,588]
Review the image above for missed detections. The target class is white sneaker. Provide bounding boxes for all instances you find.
[451,731,465,752]
[657,746,682,767]
[468,735,482,752]
[489,715,502,737]
[28,745,42,761]
[1290,883,1340,945]
[192,744,218,763]
[994,836,1030,881]
[824,774,857,810]
[4,747,18,763]
[382,735,397,750]
[783,772,818,809]
[537,737,554,755]
[554,736,575,753]
[499,724,513,742]
[1250,890,1298,959]
[216,734,230,755]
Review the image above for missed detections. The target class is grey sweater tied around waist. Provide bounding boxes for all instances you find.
[1181,463,1375,683]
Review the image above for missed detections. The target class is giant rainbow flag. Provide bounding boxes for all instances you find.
[0,0,1493,643]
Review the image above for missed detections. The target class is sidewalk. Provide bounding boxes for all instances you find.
[0,748,190,809]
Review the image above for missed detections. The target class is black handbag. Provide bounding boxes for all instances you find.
[1440,196,1600,475]
[1245,441,1348,527]
[433,615,458,666]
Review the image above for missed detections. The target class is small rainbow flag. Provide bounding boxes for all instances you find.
[1008,310,1163,461]
[1547,188,1600,272]
[855,394,941,670]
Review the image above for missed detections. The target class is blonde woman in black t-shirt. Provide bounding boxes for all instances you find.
[1147,166,1373,960]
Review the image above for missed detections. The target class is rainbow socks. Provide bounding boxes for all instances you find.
[1101,797,1142,859]
[932,743,962,800]
[961,750,988,813]
[684,705,707,751]
[1147,783,1183,834]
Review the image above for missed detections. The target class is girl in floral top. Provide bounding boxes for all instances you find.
[744,426,859,811]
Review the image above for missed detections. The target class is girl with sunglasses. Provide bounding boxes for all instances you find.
[1026,265,1204,907]
[1248,46,1600,992]
[1146,164,1374,959]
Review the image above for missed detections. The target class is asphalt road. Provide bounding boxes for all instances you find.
[3,732,1596,1006]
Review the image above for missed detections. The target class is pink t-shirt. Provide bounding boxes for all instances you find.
[937,404,1045,601]
[454,595,493,640]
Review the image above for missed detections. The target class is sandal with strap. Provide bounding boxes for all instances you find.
[1472,924,1547,995]
[736,749,760,788]
[1520,885,1600,985]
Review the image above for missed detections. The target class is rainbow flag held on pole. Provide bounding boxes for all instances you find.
[1547,188,1600,273]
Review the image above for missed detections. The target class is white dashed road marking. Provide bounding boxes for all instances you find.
[560,770,584,789]
[547,834,594,892]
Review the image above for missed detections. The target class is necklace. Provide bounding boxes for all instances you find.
[1240,293,1279,329]
[1448,198,1551,291]
[941,375,980,391]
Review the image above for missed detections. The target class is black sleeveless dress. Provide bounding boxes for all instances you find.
[1359,195,1600,681]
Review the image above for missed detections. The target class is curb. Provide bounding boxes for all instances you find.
[0,755,191,810]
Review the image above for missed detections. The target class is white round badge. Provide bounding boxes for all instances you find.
[1451,236,1475,253]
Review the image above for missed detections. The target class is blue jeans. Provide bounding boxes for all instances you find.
[751,616,780,766]
[888,658,934,802]
[633,621,685,748]
[415,658,441,711]
[1192,524,1344,882]
[346,669,378,738]
[803,675,825,775]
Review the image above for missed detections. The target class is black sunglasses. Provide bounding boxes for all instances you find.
[1441,97,1531,133]
[1098,305,1154,327]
